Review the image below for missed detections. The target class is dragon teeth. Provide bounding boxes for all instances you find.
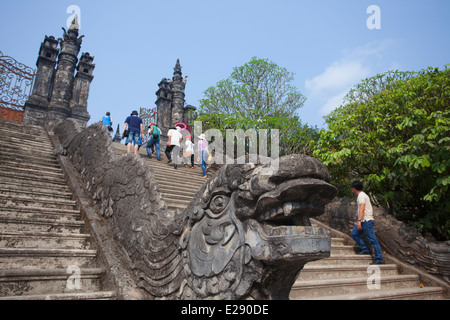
[283,202,293,216]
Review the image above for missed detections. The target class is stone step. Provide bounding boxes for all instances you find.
[0,268,105,297]
[150,162,211,176]
[298,264,399,281]
[0,186,73,200]
[331,245,358,255]
[167,202,189,212]
[0,231,91,250]
[307,254,373,266]
[0,176,70,193]
[0,248,98,270]
[159,183,203,194]
[331,238,346,246]
[0,142,55,157]
[0,118,46,134]
[0,195,77,211]
[0,206,81,222]
[162,193,197,203]
[0,151,59,166]
[0,170,67,185]
[290,274,421,299]
[0,133,52,147]
[304,286,446,300]
[0,290,116,300]
[0,159,63,174]
[0,165,65,180]
[0,126,48,142]
[159,187,198,198]
[152,170,210,185]
[0,216,85,234]
[2,135,54,150]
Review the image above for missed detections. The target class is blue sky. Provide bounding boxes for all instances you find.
[1,0,449,129]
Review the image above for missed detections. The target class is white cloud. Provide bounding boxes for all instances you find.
[304,39,395,118]
[305,60,370,96]
[319,90,348,116]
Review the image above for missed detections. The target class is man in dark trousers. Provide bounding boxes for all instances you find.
[350,181,384,265]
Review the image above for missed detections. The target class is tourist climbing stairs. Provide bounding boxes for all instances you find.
[0,118,115,300]
[113,142,210,211]
[289,225,447,300]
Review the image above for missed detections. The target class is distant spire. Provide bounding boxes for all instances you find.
[113,124,122,142]
[174,59,182,75]
[173,59,182,82]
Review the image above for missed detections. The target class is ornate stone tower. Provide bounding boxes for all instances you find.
[155,59,195,140]
[69,52,95,127]
[22,36,59,126]
[45,18,83,129]
[23,17,94,130]
[170,59,186,124]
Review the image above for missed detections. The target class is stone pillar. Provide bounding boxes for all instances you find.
[69,52,94,128]
[155,78,172,138]
[183,105,197,126]
[22,36,59,126]
[45,19,83,130]
[170,59,186,124]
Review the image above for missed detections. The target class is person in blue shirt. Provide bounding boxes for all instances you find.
[122,110,144,155]
[102,112,113,132]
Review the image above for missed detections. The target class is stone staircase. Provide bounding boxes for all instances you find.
[289,231,447,300]
[0,118,115,300]
[1,119,446,300]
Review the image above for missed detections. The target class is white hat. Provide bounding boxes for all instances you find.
[198,134,206,140]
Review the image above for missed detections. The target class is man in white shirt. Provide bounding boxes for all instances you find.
[350,181,384,265]
[165,125,183,169]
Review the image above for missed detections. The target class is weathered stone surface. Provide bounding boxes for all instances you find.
[318,198,450,284]
[54,120,338,300]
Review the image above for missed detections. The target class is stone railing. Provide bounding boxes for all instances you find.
[53,120,184,299]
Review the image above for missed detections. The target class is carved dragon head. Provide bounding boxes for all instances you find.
[178,154,338,300]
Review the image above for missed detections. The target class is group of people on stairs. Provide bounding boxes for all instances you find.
[114,110,210,179]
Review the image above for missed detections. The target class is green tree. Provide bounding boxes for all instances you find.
[314,66,450,240]
[195,57,318,156]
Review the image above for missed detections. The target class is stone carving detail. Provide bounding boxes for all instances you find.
[54,121,338,300]
[178,157,338,299]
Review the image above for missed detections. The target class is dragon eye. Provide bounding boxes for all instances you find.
[210,195,230,214]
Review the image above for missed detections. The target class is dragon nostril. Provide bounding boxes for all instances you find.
[249,175,275,198]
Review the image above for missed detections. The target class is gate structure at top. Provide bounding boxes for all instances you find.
[0,50,35,121]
